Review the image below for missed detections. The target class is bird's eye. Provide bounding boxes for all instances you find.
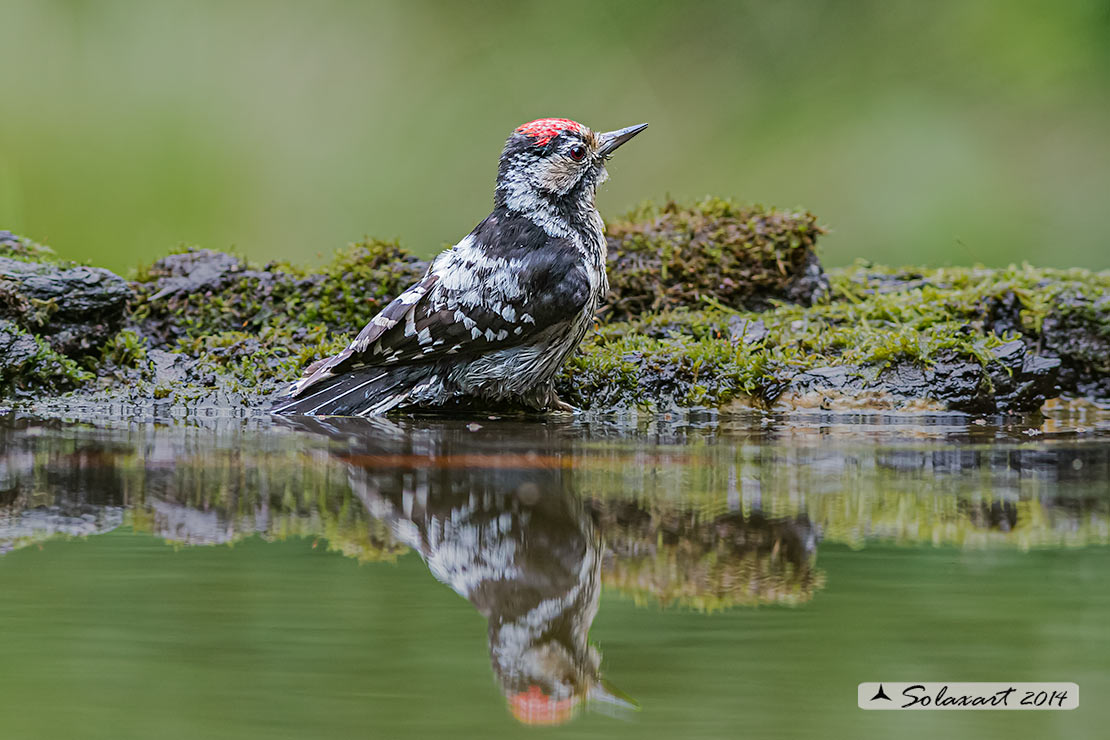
[569,145,587,161]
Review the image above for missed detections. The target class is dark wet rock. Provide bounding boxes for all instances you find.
[978,290,1025,337]
[0,319,89,397]
[603,199,828,321]
[827,266,931,296]
[147,349,189,386]
[1041,288,1110,398]
[0,231,56,262]
[0,256,131,356]
[727,316,768,345]
[0,319,41,373]
[132,244,428,346]
[142,249,251,300]
[788,365,869,397]
[980,340,1062,412]
[133,250,280,345]
[780,340,1059,413]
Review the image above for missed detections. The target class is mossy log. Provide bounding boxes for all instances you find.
[1,200,1108,416]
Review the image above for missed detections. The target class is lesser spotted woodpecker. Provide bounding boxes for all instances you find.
[272,118,647,416]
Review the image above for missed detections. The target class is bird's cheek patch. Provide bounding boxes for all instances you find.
[540,160,580,195]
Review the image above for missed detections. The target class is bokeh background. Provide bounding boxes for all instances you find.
[1,0,1108,274]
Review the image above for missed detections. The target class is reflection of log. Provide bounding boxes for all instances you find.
[592,501,822,609]
[3,416,1109,564]
[129,490,406,563]
[0,504,125,555]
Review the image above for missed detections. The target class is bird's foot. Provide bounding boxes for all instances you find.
[550,395,578,414]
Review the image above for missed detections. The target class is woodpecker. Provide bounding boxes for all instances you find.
[271,118,647,416]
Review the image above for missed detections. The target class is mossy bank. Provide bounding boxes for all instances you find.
[1,198,1108,417]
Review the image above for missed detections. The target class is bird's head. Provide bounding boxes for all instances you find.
[495,118,647,212]
[496,639,638,726]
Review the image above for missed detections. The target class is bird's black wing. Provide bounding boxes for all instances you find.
[286,232,590,397]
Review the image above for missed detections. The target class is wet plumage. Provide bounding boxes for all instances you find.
[271,118,646,416]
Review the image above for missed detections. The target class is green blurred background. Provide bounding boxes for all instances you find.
[1,0,1108,274]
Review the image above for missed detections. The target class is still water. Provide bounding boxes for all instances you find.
[1,409,1109,739]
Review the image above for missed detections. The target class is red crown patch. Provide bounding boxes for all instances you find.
[515,118,585,147]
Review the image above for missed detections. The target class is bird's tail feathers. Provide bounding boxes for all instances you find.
[270,365,436,416]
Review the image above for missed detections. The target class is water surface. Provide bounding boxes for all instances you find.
[1,409,1108,738]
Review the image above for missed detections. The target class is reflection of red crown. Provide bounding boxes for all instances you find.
[508,684,579,726]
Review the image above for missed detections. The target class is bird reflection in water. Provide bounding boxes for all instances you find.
[289,416,635,726]
[2,414,824,726]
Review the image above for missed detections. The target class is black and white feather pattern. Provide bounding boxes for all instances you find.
[272,119,620,417]
[271,212,599,416]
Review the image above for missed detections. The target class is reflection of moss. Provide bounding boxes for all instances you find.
[576,442,1110,552]
[594,503,822,610]
[265,511,406,564]
[811,493,1110,550]
[120,449,411,562]
[4,428,1109,588]
[603,550,822,611]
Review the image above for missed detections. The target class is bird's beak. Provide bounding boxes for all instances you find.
[587,678,640,717]
[597,123,648,157]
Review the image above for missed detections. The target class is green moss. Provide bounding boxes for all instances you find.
[0,319,93,397]
[133,239,425,342]
[99,328,148,369]
[560,328,780,410]
[0,231,57,263]
[102,240,427,405]
[604,198,827,320]
[831,262,1110,331]
[5,209,1110,413]
[559,262,1110,411]
[0,278,60,332]
[178,325,349,393]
